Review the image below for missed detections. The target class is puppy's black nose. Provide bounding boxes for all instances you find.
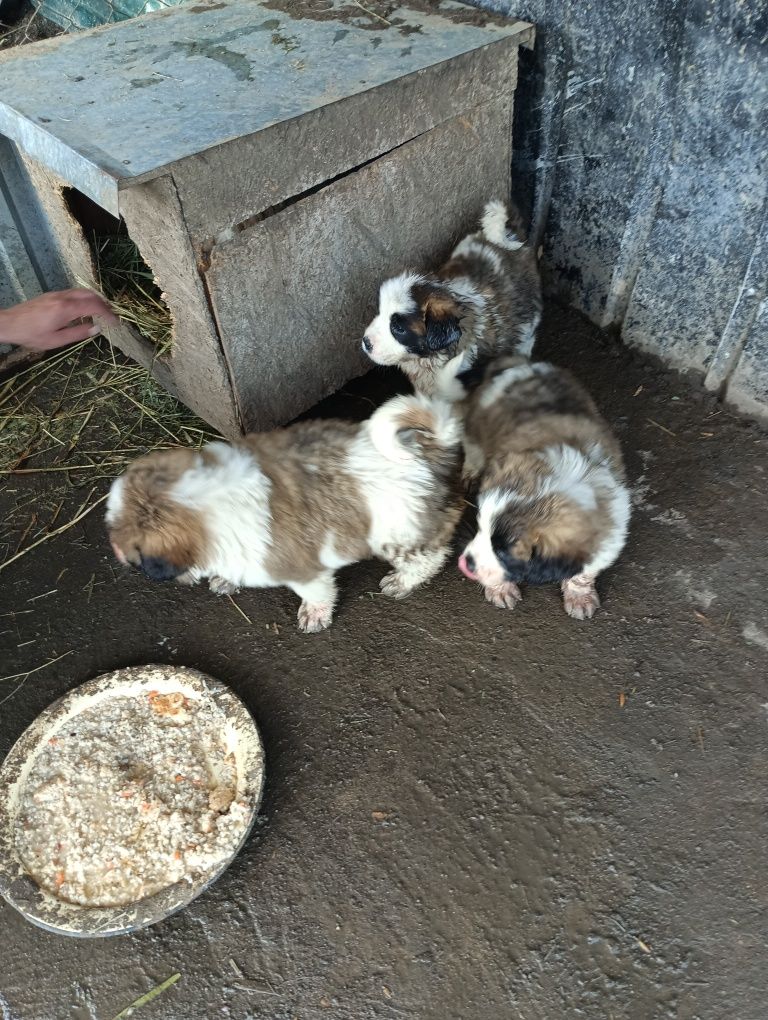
[465,553,476,574]
[362,335,373,354]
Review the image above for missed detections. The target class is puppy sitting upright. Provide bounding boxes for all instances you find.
[362,199,542,396]
[442,355,630,619]
[106,395,462,632]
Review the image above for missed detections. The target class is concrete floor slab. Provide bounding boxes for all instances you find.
[1,306,766,1019]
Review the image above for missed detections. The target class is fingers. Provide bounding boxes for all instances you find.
[26,322,101,352]
[0,288,120,350]
[55,321,103,344]
[60,288,119,324]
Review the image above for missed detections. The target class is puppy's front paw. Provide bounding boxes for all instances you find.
[562,577,600,620]
[298,601,333,633]
[209,576,239,596]
[379,571,414,599]
[484,581,522,609]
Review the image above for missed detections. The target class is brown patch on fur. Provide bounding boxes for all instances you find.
[416,284,463,324]
[501,493,606,567]
[426,497,463,553]
[395,404,437,435]
[402,312,426,336]
[415,475,463,555]
[394,404,456,463]
[107,448,209,571]
[240,420,373,584]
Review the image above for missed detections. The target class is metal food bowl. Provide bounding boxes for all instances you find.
[0,665,264,937]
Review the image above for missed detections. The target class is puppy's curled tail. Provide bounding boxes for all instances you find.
[435,349,484,402]
[369,394,462,464]
[481,199,527,250]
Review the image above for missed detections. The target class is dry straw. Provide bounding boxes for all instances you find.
[0,337,218,572]
[89,232,173,356]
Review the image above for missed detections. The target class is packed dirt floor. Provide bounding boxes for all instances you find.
[1,305,766,1019]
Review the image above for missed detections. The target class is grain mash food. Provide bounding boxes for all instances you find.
[15,688,249,907]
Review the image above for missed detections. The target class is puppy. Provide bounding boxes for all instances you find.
[362,199,542,396]
[106,395,463,632]
[441,354,630,619]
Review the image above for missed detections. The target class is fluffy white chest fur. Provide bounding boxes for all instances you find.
[345,432,437,555]
[170,444,276,590]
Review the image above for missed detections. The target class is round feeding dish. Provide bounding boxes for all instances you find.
[0,665,264,937]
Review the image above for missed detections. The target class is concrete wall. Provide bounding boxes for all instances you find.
[474,0,768,417]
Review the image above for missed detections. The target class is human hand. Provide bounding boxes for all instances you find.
[0,288,119,351]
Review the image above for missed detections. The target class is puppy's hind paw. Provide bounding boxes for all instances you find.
[298,601,333,633]
[484,581,522,609]
[562,576,600,620]
[209,576,239,596]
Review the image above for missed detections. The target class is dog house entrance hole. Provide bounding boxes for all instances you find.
[62,188,173,358]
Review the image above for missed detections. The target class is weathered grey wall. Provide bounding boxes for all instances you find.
[473,0,768,417]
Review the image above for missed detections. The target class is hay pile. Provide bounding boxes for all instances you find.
[91,234,173,357]
[0,338,214,475]
[0,338,217,570]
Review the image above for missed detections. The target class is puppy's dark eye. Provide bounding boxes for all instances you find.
[390,316,408,338]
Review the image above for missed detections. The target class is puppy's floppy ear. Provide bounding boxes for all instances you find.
[497,541,583,585]
[139,553,187,582]
[128,449,198,494]
[424,288,462,352]
[497,550,579,583]
[395,425,431,451]
[524,552,583,585]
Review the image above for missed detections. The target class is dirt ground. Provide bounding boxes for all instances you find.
[1,305,767,1020]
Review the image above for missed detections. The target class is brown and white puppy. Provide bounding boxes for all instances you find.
[106,394,463,632]
[440,354,630,619]
[362,199,542,396]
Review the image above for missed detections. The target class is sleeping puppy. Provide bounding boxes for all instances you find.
[362,199,541,396]
[441,354,630,619]
[106,394,463,632]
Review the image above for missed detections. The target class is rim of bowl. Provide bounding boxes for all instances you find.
[0,664,265,937]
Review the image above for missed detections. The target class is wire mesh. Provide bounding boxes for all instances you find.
[0,0,185,49]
